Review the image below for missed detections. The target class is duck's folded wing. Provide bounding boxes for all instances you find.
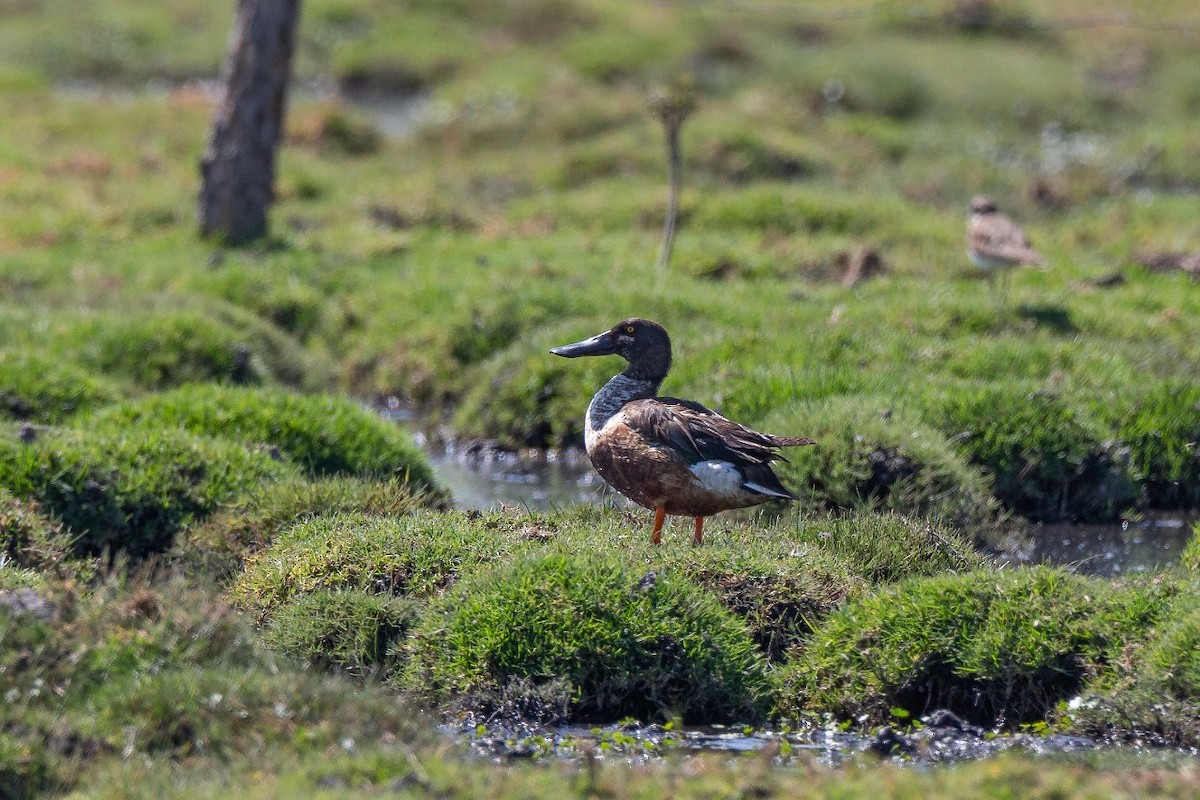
[623,397,791,466]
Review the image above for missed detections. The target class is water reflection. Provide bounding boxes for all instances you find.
[1020,516,1195,577]
[424,441,606,511]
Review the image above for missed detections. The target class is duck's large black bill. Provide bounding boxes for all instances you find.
[549,331,614,358]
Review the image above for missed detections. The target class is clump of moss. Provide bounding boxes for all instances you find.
[1068,596,1200,746]
[0,350,121,424]
[0,578,429,795]
[926,386,1137,523]
[404,551,771,724]
[777,567,1176,727]
[87,384,439,488]
[263,589,417,676]
[763,398,999,528]
[1103,380,1200,509]
[178,475,445,582]
[231,510,525,622]
[0,426,295,559]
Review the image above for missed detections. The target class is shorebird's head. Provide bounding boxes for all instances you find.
[969,195,998,215]
[550,318,672,381]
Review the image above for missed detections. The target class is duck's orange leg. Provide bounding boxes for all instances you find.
[651,507,666,545]
[693,516,704,545]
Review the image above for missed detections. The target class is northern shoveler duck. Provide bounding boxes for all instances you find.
[967,195,1045,298]
[550,318,815,545]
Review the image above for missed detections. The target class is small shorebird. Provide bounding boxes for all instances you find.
[966,195,1045,299]
[550,318,815,545]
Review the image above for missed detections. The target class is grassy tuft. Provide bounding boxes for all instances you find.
[1068,592,1200,746]
[404,551,771,724]
[0,425,295,559]
[0,301,329,393]
[0,487,93,581]
[764,398,999,528]
[178,474,445,582]
[788,512,985,584]
[1099,379,1200,509]
[230,510,525,622]
[1183,524,1200,573]
[263,589,417,676]
[777,566,1178,727]
[925,386,1138,523]
[86,383,440,486]
[0,350,121,424]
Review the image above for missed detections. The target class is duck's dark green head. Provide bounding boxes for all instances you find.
[550,318,672,382]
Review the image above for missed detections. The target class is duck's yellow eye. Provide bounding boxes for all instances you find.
[625,325,635,334]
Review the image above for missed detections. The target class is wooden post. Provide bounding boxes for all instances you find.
[649,85,695,273]
[198,0,301,245]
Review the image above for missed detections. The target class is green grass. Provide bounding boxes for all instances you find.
[404,550,772,724]
[0,423,296,559]
[777,566,1180,727]
[263,589,418,676]
[0,487,92,583]
[763,397,999,528]
[0,575,432,798]
[0,349,121,424]
[230,510,527,622]
[86,383,440,487]
[1097,379,1200,509]
[177,474,445,582]
[3,0,1200,793]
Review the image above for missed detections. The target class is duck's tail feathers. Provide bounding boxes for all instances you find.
[743,481,796,500]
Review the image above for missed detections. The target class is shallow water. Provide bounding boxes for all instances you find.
[425,442,603,511]
[454,716,1153,767]
[1025,516,1195,576]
